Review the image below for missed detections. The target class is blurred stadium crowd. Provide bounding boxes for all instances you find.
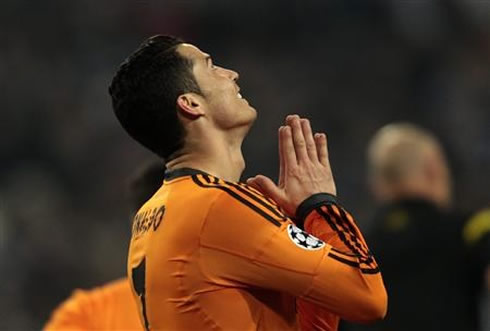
[1,0,489,329]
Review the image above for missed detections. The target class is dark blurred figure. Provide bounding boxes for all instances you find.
[44,161,165,330]
[344,123,489,331]
[127,161,168,218]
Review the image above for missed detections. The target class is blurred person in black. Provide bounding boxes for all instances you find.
[44,161,165,330]
[344,123,490,331]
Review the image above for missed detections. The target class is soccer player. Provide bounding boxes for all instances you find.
[348,123,490,331]
[44,161,165,330]
[109,35,387,330]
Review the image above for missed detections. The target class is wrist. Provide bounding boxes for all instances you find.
[295,193,338,229]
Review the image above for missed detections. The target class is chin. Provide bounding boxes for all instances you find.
[235,108,257,134]
[245,105,258,124]
[249,104,257,117]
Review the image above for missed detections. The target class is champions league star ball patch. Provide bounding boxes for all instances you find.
[287,224,325,250]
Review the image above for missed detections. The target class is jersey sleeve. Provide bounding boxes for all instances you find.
[295,194,385,329]
[198,184,387,324]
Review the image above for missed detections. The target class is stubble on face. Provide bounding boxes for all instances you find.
[176,44,257,131]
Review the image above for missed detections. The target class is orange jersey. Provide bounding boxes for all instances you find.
[44,278,141,330]
[297,201,384,330]
[127,168,386,330]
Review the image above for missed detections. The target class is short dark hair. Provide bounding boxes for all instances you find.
[109,35,202,160]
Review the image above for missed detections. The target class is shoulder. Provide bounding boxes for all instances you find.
[462,208,490,246]
[54,278,132,313]
[92,278,134,300]
[65,278,132,308]
[45,278,142,330]
[192,173,288,227]
[44,282,106,330]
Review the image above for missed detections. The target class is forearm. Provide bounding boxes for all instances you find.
[296,194,386,323]
[298,194,375,266]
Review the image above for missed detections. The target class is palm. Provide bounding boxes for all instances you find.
[247,115,336,218]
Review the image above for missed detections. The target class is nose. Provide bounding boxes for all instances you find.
[229,69,239,82]
[222,67,239,82]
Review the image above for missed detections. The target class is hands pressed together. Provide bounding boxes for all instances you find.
[247,114,337,218]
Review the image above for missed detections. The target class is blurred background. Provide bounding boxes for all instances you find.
[1,0,489,329]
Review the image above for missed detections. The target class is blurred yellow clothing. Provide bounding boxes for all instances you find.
[44,278,142,330]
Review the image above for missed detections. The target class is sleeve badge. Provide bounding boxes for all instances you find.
[287,224,325,250]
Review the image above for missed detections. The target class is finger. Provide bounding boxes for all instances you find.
[287,116,309,162]
[246,177,264,193]
[280,125,297,166]
[315,133,329,167]
[249,175,283,202]
[285,114,299,125]
[278,126,285,186]
[300,118,318,161]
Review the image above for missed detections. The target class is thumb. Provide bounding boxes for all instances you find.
[246,176,263,192]
[248,175,283,201]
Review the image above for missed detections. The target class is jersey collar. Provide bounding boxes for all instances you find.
[164,167,210,181]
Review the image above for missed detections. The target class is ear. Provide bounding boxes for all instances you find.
[176,93,205,120]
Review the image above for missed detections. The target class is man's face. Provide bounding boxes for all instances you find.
[177,44,257,130]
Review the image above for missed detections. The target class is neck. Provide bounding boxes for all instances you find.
[166,130,246,182]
